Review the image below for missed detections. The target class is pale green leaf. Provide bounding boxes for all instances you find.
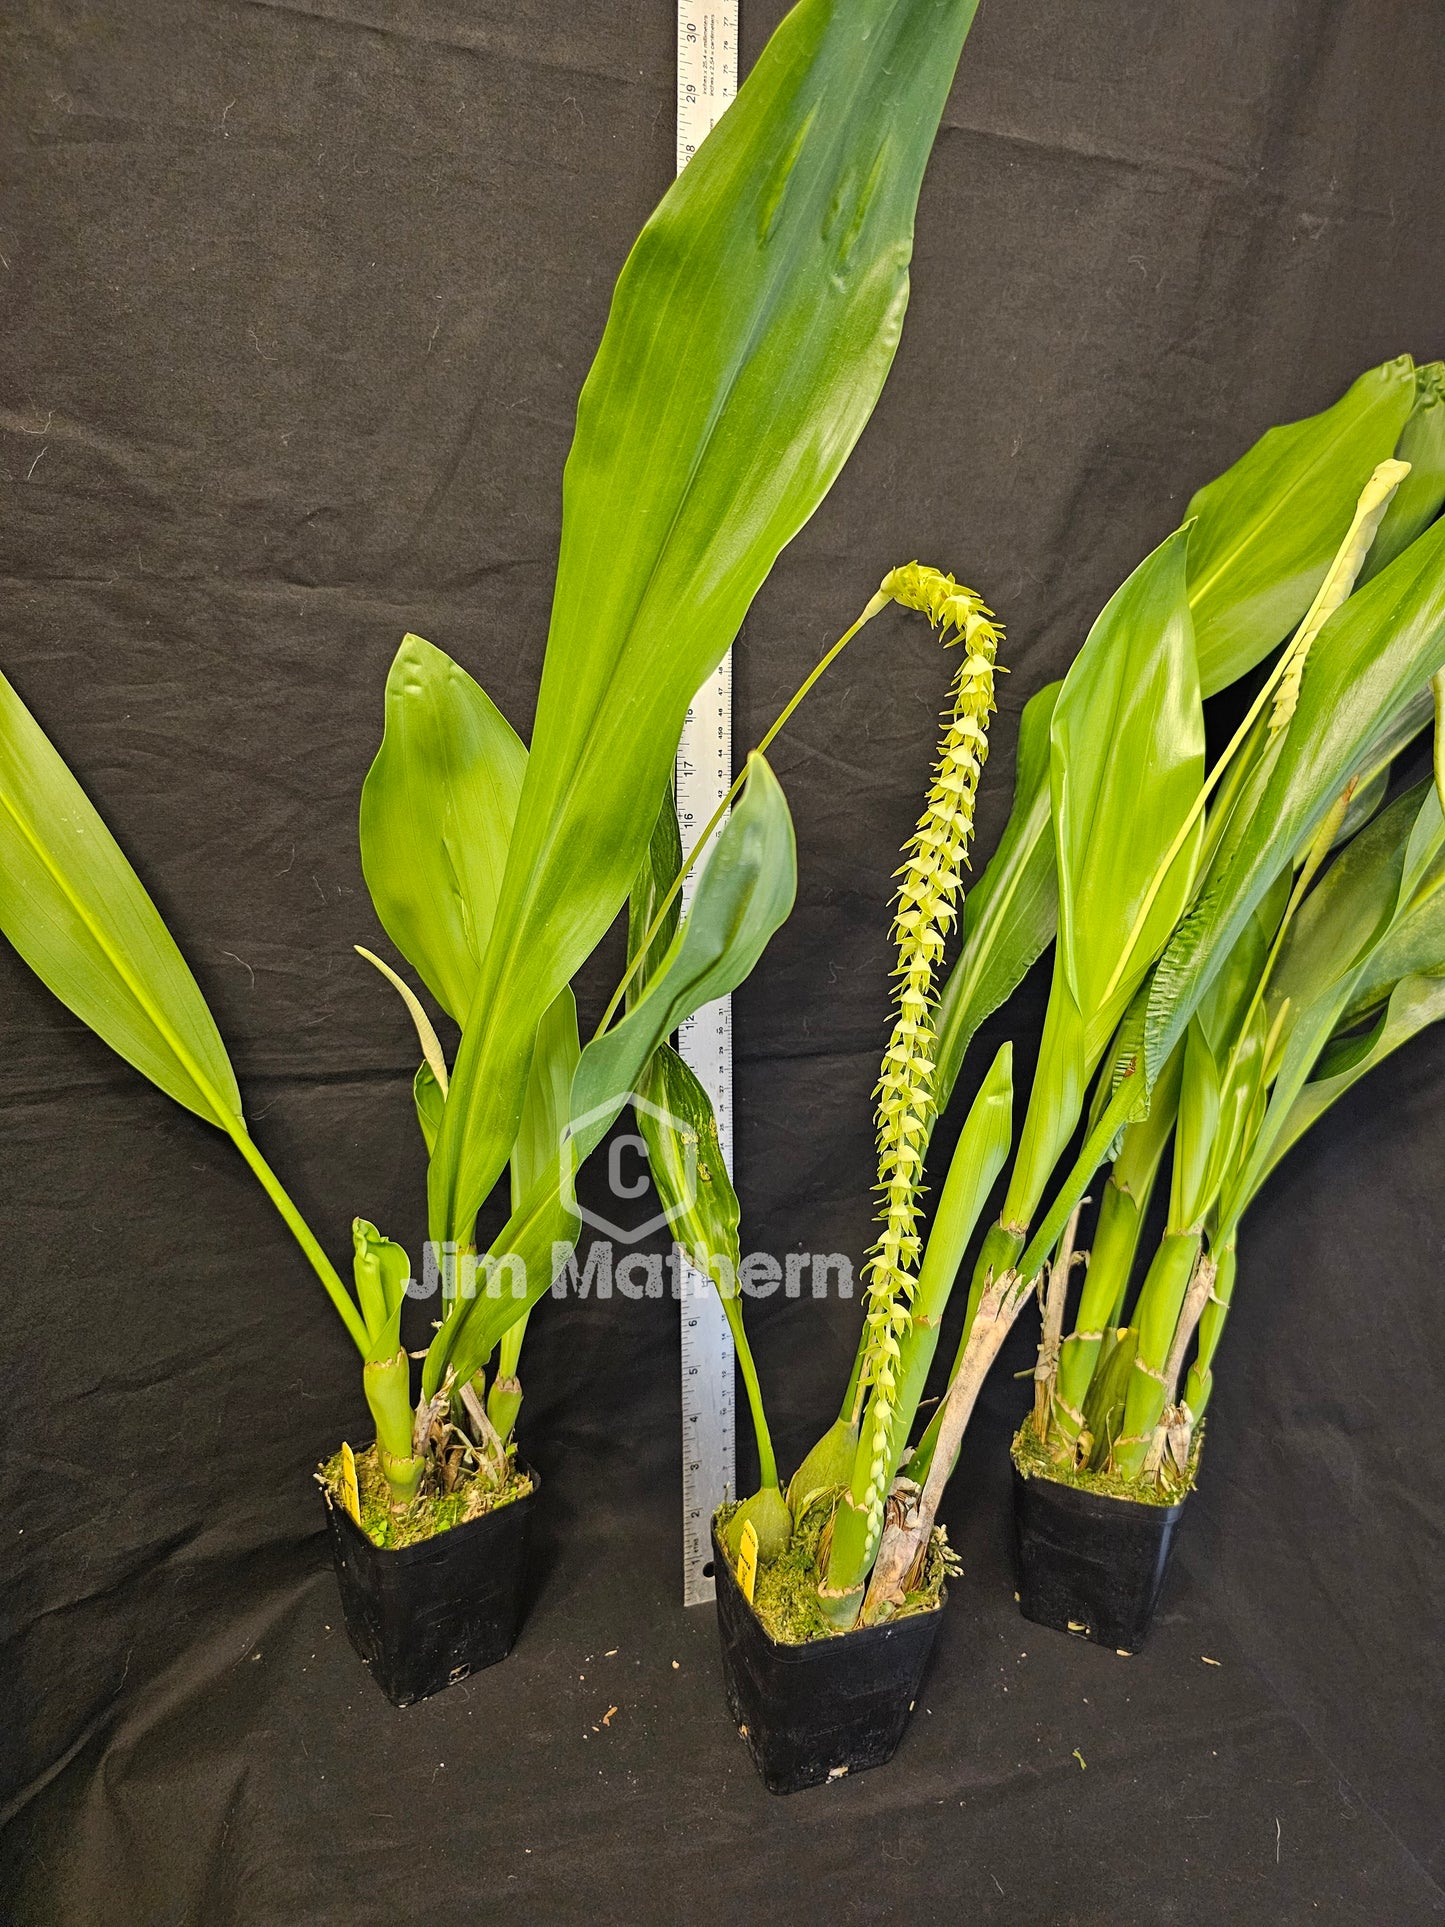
[430,0,983,1246]
[360,633,526,1023]
[0,668,241,1130]
[1186,356,1417,693]
[424,753,796,1390]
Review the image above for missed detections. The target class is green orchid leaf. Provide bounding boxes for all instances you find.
[1361,362,1445,583]
[976,532,1202,1305]
[1186,356,1418,694]
[1145,511,1445,1081]
[627,778,685,1013]
[424,753,796,1391]
[351,1217,412,1361]
[1338,795,1445,1023]
[924,362,1425,1154]
[1052,526,1205,1051]
[1271,783,1425,1021]
[511,987,581,1213]
[914,1041,1015,1315]
[355,944,450,1093]
[414,1061,445,1157]
[633,1039,784,1495]
[635,1044,740,1287]
[932,682,1058,1122]
[430,0,983,1248]
[360,632,526,1024]
[0,668,242,1131]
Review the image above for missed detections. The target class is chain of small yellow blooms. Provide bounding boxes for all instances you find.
[859,563,1003,1540]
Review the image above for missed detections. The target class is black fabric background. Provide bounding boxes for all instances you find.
[2,1,1443,1920]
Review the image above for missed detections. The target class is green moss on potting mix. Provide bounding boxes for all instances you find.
[319,1443,532,1550]
[1010,1419,1200,1506]
[716,1492,954,1645]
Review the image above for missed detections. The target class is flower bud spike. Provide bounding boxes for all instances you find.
[855,565,1004,1543]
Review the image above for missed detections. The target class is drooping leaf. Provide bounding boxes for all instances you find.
[423,753,796,1391]
[0,668,242,1130]
[633,1037,789,1499]
[431,0,984,1246]
[1185,356,1418,695]
[360,633,526,1023]
[634,1044,740,1284]
[355,944,450,1093]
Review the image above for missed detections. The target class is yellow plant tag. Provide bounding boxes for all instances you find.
[737,1518,759,1604]
[340,1441,361,1523]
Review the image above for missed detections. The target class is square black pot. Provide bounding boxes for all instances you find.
[711,1521,944,1794]
[322,1464,538,1706]
[1012,1462,1184,1652]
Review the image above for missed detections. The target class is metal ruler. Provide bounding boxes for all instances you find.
[675,1,739,1608]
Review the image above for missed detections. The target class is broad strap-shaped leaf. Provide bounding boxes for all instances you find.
[932,681,1058,1122]
[1346,850,1445,1025]
[1361,362,1445,584]
[1186,356,1417,695]
[431,0,983,1246]
[510,987,580,1212]
[360,633,526,1023]
[1145,511,1445,1079]
[931,362,1425,1130]
[423,754,796,1390]
[1052,526,1204,1056]
[1218,785,1443,1229]
[0,668,242,1129]
[1271,783,1424,1019]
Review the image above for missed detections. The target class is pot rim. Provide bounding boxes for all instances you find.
[324,1457,541,1563]
[709,1518,944,1662]
[1011,1459,1187,1525]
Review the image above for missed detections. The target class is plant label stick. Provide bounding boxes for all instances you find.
[736,1517,760,1605]
[675,0,740,1608]
[340,1441,361,1525]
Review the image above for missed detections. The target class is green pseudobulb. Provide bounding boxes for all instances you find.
[724,1483,793,1564]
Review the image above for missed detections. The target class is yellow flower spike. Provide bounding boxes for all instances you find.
[857,563,1004,1546]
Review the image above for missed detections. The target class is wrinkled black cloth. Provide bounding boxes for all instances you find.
[2,1,1442,1920]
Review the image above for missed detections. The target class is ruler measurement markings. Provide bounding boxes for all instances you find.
[675,2,740,1609]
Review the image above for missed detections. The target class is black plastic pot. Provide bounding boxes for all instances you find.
[322,1464,538,1706]
[1012,1462,1184,1652]
[711,1522,944,1794]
